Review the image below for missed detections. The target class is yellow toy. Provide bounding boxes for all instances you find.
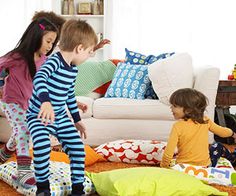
[233,64,236,79]
[228,64,236,80]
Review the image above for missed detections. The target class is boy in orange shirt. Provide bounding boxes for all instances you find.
[160,88,236,168]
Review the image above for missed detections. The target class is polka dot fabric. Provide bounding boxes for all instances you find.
[124,48,175,99]
[0,161,95,195]
[125,48,175,65]
[104,63,151,99]
[94,140,176,165]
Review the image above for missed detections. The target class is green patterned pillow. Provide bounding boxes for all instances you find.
[75,60,116,96]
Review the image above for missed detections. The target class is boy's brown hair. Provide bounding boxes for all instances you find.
[169,88,209,124]
[59,19,98,51]
[32,11,65,33]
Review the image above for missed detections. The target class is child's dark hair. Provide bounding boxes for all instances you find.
[7,17,59,79]
[169,88,209,124]
[32,11,65,34]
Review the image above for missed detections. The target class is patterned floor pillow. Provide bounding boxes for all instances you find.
[94,139,177,164]
[0,161,95,195]
[7,145,106,167]
[172,157,236,186]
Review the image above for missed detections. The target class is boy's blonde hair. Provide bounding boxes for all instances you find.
[59,19,98,51]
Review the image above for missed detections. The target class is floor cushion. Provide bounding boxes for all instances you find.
[86,167,227,196]
[6,145,106,166]
[172,157,236,186]
[95,139,177,164]
[0,161,95,195]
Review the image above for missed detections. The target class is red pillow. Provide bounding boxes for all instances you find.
[110,59,125,66]
[93,81,111,95]
[94,140,177,165]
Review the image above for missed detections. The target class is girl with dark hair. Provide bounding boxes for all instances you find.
[0,17,59,188]
[160,88,236,168]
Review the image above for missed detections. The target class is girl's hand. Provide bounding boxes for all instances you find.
[38,102,55,126]
[94,39,111,51]
[77,101,88,113]
[75,121,87,139]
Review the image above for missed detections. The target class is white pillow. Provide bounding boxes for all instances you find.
[148,53,193,105]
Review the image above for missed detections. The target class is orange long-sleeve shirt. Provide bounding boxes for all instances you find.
[160,117,233,168]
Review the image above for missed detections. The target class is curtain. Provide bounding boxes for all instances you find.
[0,0,53,56]
[106,0,236,79]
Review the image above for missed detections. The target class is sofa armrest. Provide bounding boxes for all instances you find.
[193,66,220,119]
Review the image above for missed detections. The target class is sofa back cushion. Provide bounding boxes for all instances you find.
[148,53,193,105]
[193,66,220,119]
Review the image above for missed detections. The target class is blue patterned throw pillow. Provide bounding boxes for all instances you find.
[125,48,175,65]
[105,63,151,99]
[124,48,175,99]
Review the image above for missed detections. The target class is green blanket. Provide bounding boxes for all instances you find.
[74,60,116,96]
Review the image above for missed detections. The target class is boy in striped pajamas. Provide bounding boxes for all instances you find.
[27,19,97,196]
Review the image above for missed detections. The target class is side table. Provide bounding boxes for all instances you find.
[215,80,236,126]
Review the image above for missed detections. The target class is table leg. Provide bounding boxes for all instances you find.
[215,107,227,127]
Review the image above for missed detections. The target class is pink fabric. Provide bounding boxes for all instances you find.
[0,53,46,110]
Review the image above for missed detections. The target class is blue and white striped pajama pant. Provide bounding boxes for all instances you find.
[27,112,85,184]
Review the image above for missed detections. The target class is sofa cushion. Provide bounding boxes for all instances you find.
[93,97,173,120]
[105,63,151,100]
[148,53,193,105]
[193,67,220,119]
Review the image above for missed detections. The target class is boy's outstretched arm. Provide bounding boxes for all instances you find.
[93,39,111,51]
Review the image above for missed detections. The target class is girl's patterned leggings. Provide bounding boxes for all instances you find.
[0,101,30,156]
[210,142,236,167]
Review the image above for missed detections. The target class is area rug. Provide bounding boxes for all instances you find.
[0,143,236,196]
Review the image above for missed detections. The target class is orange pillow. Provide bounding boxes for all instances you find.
[6,145,106,166]
[93,81,111,95]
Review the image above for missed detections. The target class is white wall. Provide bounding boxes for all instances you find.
[0,0,53,56]
[106,0,236,79]
[1,0,236,80]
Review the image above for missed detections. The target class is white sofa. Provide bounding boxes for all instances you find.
[0,53,220,146]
